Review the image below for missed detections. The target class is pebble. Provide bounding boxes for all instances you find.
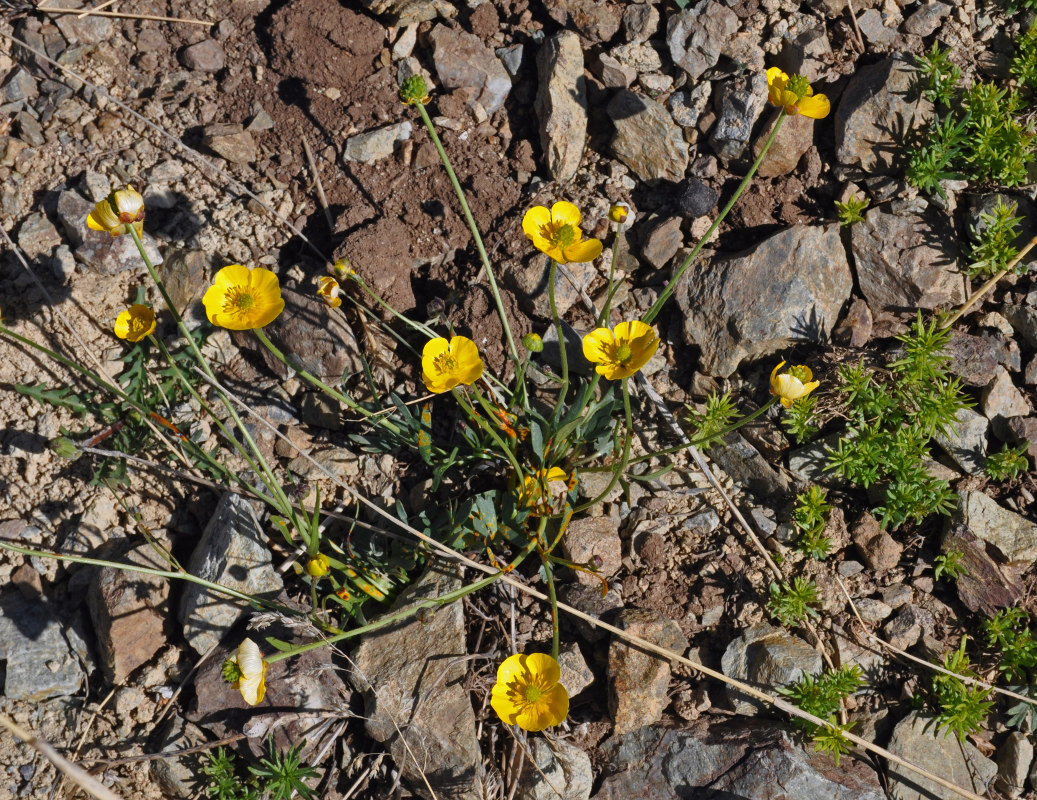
[709,73,767,161]
[596,53,636,89]
[557,641,594,697]
[933,407,989,476]
[535,32,587,183]
[851,512,903,572]
[180,40,226,73]
[904,2,952,36]
[343,121,412,163]
[622,3,659,43]
[639,215,683,269]
[518,738,592,800]
[721,622,822,716]
[428,24,511,113]
[675,176,718,219]
[17,211,61,256]
[607,90,688,183]
[202,123,257,164]
[560,516,621,586]
[16,112,44,147]
[4,68,38,103]
[666,0,738,80]
[981,366,1030,421]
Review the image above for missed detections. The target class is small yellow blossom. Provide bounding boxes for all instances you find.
[202,264,285,330]
[517,466,569,514]
[317,276,343,308]
[522,201,603,264]
[582,320,659,381]
[421,336,484,394]
[306,554,330,577]
[225,638,268,706]
[114,304,156,342]
[769,360,820,408]
[608,204,629,224]
[491,653,569,732]
[87,186,145,237]
[766,68,830,119]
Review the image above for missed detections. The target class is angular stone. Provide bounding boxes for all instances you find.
[1004,416,1037,459]
[639,215,683,269]
[157,249,210,316]
[4,67,38,103]
[88,545,169,684]
[179,493,284,656]
[709,73,767,161]
[180,40,225,72]
[934,407,988,476]
[535,32,587,183]
[852,204,965,311]
[343,121,412,163]
[954,489,1037,566]
[17,212,61,257]
[0,592,87,701]
[887,712,997,800]
[943,524,1023,616]
[677,223,853,377]
[202,123,257,165]
[666,0,738,80]
[1003,302,1037,349]
[709,432,791,499]
[608,609,689,734]
[836,57,933,173]
[545,0,622,44]
[857,8,898,46]
[595,53,636,89]
[429,25,510,114]
[518,737,592,800]
[354,0,454,25]
[851,512,902,572]
[995,731,1032,799]
[883,605,933,650]
[607,90,688,183]
[947,330,1004,386]
[982,366,1030,422]
[610,41,663,74]
[904,2,952,36]
[52,0,113,44]
[622,3,658,44]
[561,516,621,586]
[721,622,822,716]
[351,563,482,800]
[757,109,816,178]
[557,641,594,698]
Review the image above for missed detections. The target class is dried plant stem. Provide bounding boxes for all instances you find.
[76,0,116,18]
[940,233,1037,330]
[301,135,335,233]
[36,7,211,25]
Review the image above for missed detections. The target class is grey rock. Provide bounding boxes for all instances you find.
[779,21,833,78]
[710,432,791,499]
[721,622,822,716]
[247,107,275,132]
[496,44,523,78]
[535,32,587,183]
[202,123,257,164]
[856,598,894,623]
[668,87,707,128]
[352,563,483,800]
[4,67,38,103]
[343,121,412,163]
[595,53,636,89]
[518,737,592,800]
[675,177,717,219]
[904,2,951,36]
[639,216,683,269]
[1003,302,1037,349]
[179,492,284,656]
[757,109,816,178]
[996,731,1032,798]
[883,605,934,650]
[150,717,210,799]
[954,489,1037,566]
[934,407,988,476]
[88,544,169,684]
[355,0,454,24]
[53,244,76,282]
[561,516,621,586]
[429,24,510,114]
[80,170,109,202]
[17,212,61,257]
[982,366,1030,421]
[838,560,864,576]
[0,592,87,701]
[833,296,874,347]
[677,223,853,377]
[852,204,965,312]
[558,641,594,698]
[607,90,688,183]
[560,583,624,642]
[947,330,1004,386]
[1003,416,1037,460]
[666,1,738,80]
[157,249,209,316]
[608,608,689,734]
[851,511,902,572]
[610,41,663,74]
[180,40,224,72]
[836,57,933,173]
[887,712,997,800]
[709,73,767,161]
[54,6,112,44]
[622,3,658,43]
[75,226,164,275]
[943,524,1023,616]
[16,112,44,147]
[856,8,897,46]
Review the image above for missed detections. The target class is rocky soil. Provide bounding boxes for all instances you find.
[0,0,1036,798]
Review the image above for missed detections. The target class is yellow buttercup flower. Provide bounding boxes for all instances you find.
[582,320,659,381]
[306,554,330,577]
[769,360,820,408]
[491,653,569,732]
[114,304,156,342]
[225,638,268,706]
[317,276,343,308]
[522,201,603,264]
[87,186,145,237]
[766,68,830,119]
[202,264,285,330]
[421,336,484,393]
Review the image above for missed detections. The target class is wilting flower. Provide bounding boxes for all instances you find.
[582,320,659,381]
[608,204,629,224]
[202,264,285,330]
[769,360,820,408]
[491,653,569,732]
[223,638,268,706]
[87,186,145,237]
[517,466,569,515]
[306,554,330,577]
[766,68,830,119]
[522,202,603,264]
[421,336,484,394]
[317,276,343,308]
[114,304,156,342]
[522,332,544,353]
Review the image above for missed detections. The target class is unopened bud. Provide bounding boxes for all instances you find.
[522,332,544,353]
[51,436,81,460]
[608,204,629,224]
[399,75,430,105]
[306,554,330,578]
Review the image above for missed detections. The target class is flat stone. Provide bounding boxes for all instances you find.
[74,227,164,275]
[4,67,38,103]
[852,203,965,312]
[947,330,1004,386]
[887,712,997,800]
[157,249,210,316]
[352,563,483,800]
[0,592,87,701]
[343,121,412,163]
[202,123,257,165]
[851,512,902,572]
[666,0,738,80]
[429,24,510,113]
[955,489,1037,566]
[709,432,791,499]
[721,622,822,716]
[943,524,1023,616]
[677,223,853,377]
[355,0,454,25]
[995,731,1032,798]
[757,109,816,178]
[607,90,688,183]
[51,0,113,44]
[883,605,934,650]
[856,8,898,46]
[559,583,624,643]
[595,52,636,88]
[518,737,592,800]
[88,544,169,684]
[179,493,284,656]
[557,641,594,698]
[535,32,587,183]
[608,608,689,734]
[561,516,622,586]
[639,215,683,269]
[180,40,225,72]
[505,256,597,320]
[855,598,893,623]
[17,212,61,257]
[16,112,43,147]
[934,407,988,476]
[622,3,658,43]
[709,73,768,161]
[904,2,952,36]
[981,366,1030,422]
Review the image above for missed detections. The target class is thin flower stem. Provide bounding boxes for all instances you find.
[413,102,520,364]
[548,260,569,424]
[252,328,402,437]
[597,220,625,327]
[464,385,525,479]
[349,272,437,338]
[643,111,787,325]
[572,377,634,513]
[544,558,559,660]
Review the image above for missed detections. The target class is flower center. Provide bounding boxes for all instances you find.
[551,224,577,248]
[523,685,544,704]
[786,74,810,101]
[615,344,632,364]
[226,288,255,313]
[435,353,457,374]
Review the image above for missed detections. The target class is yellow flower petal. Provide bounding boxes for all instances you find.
[213,263,252,292]
[550,201,582,228]
[234,638,268,706]
[563,238,603,263]
[522,205,552,239]
[522,652,561,685]
[203,264,285,330]
[795,93,830,119]
[581,327,615,365]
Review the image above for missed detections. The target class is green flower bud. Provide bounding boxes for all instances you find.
[399,75,430,105]
[522,332,544,353]
[50,436,81,460]
[221,657,243,684]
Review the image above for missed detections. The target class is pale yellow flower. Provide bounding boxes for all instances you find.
[202,264,285,330]
[522,202,603,264]
[421,336,484,393]
[766,68,830,119]
[582,320,659,380]
[87,186,145,237]
[227,638,268,706]
[317,276,343,308]
[491,653,569,732]
[769,360,820,408]
[114,304,156,342]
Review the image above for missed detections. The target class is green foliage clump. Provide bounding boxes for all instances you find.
[793,485,832,559]
[917,42,962,106]
[931,637,995,742]
[984,608,1037,683]
[933,549,967,581]
[780,665,864,766]
[826,313,969,529]
[834,195,869,226]
[686,391,740,448]
[782,393,819,444]
[1011,23,1037,91]
[985,441,1031,481]
[203,742,318,800]
[966,197,1024,279]
[768,577,820,626]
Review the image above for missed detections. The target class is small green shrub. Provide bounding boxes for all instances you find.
[984,608,1037,682]
[933,549,967,581]
[931,637,994,741]
[203,741,318,800]
[768,577,820,626]
[793,485,832,559]
[985,441,1031,481]
[834,195,869,226]
[780,665,864,766]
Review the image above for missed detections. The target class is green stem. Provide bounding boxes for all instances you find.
[464,385,525,479]
[348,272,436,339]
[548,260,570,425]
[544,557,559,660]
[572,377,633,514]
[413,102,519,364]
[643,111,787,325]
[597,220,625,327]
